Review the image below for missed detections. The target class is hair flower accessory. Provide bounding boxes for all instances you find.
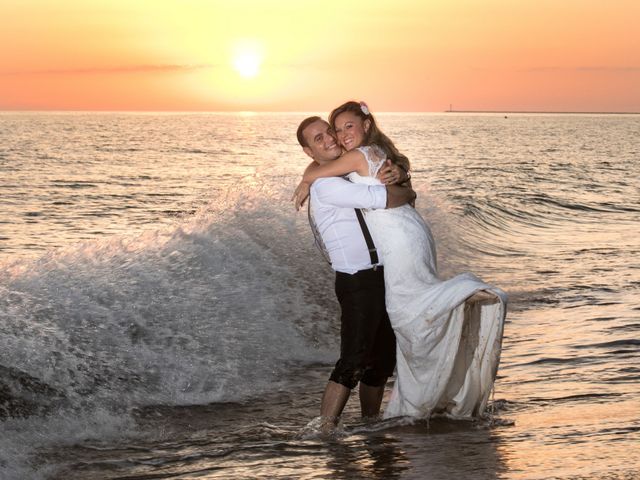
[359,101,370,116]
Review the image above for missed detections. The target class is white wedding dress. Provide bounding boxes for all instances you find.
[349,145,508,419]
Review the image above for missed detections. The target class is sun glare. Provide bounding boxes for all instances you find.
[231,40,264,79]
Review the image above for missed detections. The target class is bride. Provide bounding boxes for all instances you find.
[293,101,507,419]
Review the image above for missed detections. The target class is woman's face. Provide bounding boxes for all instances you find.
[333,111,370,151]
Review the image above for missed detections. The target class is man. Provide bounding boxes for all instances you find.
[296,116,414,430]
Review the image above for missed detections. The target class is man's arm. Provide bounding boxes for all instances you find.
[376,160,411,185]
[313,177,415,210]
[385,184,416,208]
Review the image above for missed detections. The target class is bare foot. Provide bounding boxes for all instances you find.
[361,414,382,424]
[319,416,338,435]
[299,416,342,439]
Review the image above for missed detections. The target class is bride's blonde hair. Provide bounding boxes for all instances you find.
[329,101,410,173]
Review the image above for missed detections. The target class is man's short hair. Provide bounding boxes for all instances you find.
[296,116,322,148]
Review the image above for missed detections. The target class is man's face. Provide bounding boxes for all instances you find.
[302,120,342,164]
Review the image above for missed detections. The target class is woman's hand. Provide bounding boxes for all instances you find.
[376,160,409,185]
[292,180,311,211]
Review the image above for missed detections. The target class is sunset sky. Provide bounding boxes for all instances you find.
[1,0,639,112]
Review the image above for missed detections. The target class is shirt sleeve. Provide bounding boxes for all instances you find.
[312,177,387,209]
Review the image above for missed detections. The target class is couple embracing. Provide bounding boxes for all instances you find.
[294,101,507,432]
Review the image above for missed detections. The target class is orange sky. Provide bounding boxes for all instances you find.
[1,0,639,112]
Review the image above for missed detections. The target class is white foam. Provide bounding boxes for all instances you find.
[0,177,338,475]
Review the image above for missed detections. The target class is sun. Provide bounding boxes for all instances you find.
[233,52,261,78]
[231,40,264,79]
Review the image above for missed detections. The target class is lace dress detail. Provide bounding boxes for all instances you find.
[345,144,387,186]
[351,145,507,419]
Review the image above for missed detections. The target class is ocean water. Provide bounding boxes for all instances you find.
[0,112,638,479]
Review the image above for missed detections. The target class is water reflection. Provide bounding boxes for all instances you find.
[389,420,507,480]
[318,419,507,480]
[322,434,409,479]
[492,397,640,478]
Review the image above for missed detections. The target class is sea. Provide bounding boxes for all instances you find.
[0,112,638,480]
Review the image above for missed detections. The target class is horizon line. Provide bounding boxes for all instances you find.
[1,109,639,115]
[445,109,640,115]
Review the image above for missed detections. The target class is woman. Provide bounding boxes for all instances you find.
[294,101,507,419]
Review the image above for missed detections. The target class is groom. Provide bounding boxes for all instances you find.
[296,116,413,429]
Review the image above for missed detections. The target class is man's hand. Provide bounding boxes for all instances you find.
[292,180,311,210]
[376,160,410,185]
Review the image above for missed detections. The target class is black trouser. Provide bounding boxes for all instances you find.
[329,267,396,389]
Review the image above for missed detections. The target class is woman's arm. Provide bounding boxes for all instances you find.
[293,150,369,210]
[302,149,368,183]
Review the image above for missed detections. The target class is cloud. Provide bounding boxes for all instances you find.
[575,66,640,72]
[0,64,221,76]
[523,66,640,73]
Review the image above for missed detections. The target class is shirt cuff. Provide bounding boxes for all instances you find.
[371,185,387,209]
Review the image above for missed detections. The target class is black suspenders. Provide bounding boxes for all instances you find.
[354,209,379,266]
[308,194,379,268]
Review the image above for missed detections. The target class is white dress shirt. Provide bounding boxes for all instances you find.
[310,177,387,274]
